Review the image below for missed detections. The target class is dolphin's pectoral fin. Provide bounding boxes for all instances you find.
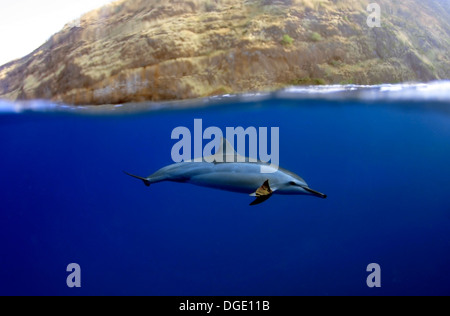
[250,180,273,206]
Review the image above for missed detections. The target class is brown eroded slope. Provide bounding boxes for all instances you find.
[0,0,449,105]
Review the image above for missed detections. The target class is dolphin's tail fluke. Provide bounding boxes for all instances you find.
[123,171,151,187]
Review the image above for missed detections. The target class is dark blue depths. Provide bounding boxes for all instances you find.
[0,98,449,295]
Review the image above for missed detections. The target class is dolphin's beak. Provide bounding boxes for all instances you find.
[302,186,327,199]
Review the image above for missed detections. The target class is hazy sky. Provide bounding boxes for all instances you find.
[0,0,115,66]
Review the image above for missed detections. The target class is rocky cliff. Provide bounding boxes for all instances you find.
[1,0,450,105]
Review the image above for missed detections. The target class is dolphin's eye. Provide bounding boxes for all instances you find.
[289,181,297,186]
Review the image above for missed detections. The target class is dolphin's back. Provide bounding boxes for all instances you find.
[148,162,214,183]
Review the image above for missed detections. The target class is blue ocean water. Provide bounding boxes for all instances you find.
[1,84,450,295]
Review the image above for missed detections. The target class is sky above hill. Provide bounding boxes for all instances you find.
[0,0,115,66]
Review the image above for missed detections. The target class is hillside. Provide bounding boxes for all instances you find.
[1,0,450,105]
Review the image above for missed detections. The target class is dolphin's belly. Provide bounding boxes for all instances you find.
[189,172,271,193]
[164,162,289,194]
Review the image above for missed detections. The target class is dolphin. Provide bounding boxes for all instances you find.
[124,138,327,205]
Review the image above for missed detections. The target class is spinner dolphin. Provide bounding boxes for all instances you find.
[124,138,326,205]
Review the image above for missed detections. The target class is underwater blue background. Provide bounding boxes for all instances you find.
[1,96,450,295]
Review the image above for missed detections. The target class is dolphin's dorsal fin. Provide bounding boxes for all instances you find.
[216,137,238,157]
[206,137,246,163]
[250,179,273,206]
